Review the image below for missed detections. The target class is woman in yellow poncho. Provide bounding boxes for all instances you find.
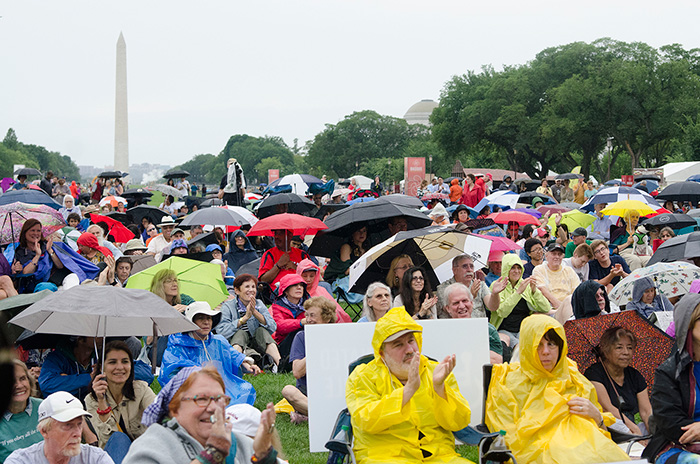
[485,314,629,463]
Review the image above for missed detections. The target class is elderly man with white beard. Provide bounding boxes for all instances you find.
[6,391,113,464]
[439,282,505,364]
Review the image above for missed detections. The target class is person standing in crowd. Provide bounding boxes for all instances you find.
[536,179,553,199]
[53,178,71,204]
[218,158,246,206]
[39,171,54,196]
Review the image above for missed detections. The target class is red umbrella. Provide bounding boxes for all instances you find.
[537,204,572,215]
[473,234,522,252]
[643,207,672,218]
[246,213,328,237]
[89,213,135,243]
[486,211,540,226]
[564,310,674,390]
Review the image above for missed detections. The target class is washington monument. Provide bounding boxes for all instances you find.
[114,32,129,173]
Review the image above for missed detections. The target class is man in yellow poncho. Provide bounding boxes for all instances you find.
[345,307,473,463]
[485,314,629,463]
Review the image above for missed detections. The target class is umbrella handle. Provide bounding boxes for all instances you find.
[151,323,158,375]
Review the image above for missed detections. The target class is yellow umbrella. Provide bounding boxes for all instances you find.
[547,210,596,231]
[600,199,656,217]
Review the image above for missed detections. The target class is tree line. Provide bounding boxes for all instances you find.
[0,129,80,180]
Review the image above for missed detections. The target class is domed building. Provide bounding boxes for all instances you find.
[403,99,438,126]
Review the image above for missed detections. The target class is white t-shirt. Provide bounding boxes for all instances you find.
[562,258,589,282]
[6,442,114,464]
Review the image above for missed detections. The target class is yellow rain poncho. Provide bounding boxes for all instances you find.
[345,307,473,463]
[485,314,629,463]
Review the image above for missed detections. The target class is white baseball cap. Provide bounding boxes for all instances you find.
[226,404,261,437]
[38,391,92,422]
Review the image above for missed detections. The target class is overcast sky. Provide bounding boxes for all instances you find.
[1,1,698,169]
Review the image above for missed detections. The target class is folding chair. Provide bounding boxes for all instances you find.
[333,286,363,321]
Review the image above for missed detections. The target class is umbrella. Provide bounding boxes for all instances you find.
[656,182,700,203]
[129,254,158,274]
[245,192,263,202]
[246,213,328,237]
[97,171,124,179]
[99,195,128,207]
[163,169,190,179]
[537,204,573,215]
[580,186,660,212]
[105,211,132,226]
[0,290,53,347]
[554,173,583,180]
[149,184,184,198]
[200,198,225,207]
[420,192,450,203]
[518,191,556,205]
[648,232,700,265]
[378,194,425,209]
[121,188,153,199]
[642,213,697,230]
[178,207,252,228]
[89,213,136,243]
[56,226,82,251]
[221,205,258,228]
[633,180,659,193]
[265,174,323,195]
[0,189,61,210]
[13,168,42,177]
[547,210,596,231]
[475,234,522,252]
[346,196,376,205]
[474,190,519,212]
[256,193,315,219]
[187,231,220,251]
[464,218,496,230]
[688,174,700,183]
[601,200,657,218]
[604,179,622,186]
[486,211,540,226]
[313,203,347,219]
[509,207,542,218]
[308,202,433,258]
[348,226,493,293]
[564,311,674,389]
[127,205,170,227]
[350,175,373,189]
[560,202,583,210]
[126,257,229,309]
[635,175,661,182]
[609,262,700,306]
[0,202,66,245]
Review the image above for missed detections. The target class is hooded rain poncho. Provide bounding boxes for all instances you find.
[485,314,628,464]
[572,280,610,319]
[625,276,673,318]
[296,258,351,323]
[345,307,472,463]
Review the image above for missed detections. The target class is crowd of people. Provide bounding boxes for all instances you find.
[1,164,700,464]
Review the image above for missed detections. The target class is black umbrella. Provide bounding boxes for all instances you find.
[308,202,432,258]
[518,191,556,204]
[97,171,124,179]
[187,231,219,250]
[642,213,697,230]
[648,231,700,265]
[0,290,53,347]
[127,205,170,226]
[554,173,583,180]
[122,188,153,199]
[256,193,315,219]
[15,330,71,350]
[162,251,213,264]
[313,203,348,219]
[105,211,132,226]
[200,198,225,208]
[635,175,661,182]
[163,169,190,179]
[13,167,42,177]
[375,194,424,209]
[656,182,700,203]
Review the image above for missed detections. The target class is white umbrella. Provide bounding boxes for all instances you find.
[149,184,184,198]
[474,190,519,212]
[351,175,373,190]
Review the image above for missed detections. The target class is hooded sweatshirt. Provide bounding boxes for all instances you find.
[489,254,550,331]
[485,314,627,464]
[449,179,462,203]
[345,307,471,464]
[224,230,259,274]
[625,276,673,318]
[571,280,610,319]
[295,259,351,322]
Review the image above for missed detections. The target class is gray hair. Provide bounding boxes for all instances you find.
[441,282,472,312]
[37,417,54,434]
[362,282,391,322]
[452,254,473,268]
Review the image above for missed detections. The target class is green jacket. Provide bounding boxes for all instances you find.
[489,253,550,329]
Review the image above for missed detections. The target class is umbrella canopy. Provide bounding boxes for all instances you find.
[564,311,674,389]
[121,188,153,199]
[0,290,53,347]
[256,193,315,219]
[377,194,425,209]
[246,213,327,237]
[97,171,124,179]
[554,173,583,180]
[127,205,170,227]
[13,167,42,177]
[604,179,622,186]
[537,204,572,215]
[518,191,556,205]
[0,189,61,210]
[313,203,347,219]
[648,232,700,265]
[200,198,225,207]
[486,211,540,226]
[126,257,228,309]
[265,174,322,195]
[475,234,522,252]
[179,206,252,228]
[633,180,659,192]
[99,195,128,207]
[221,205,258,228]
[9,286,197,337]
[547,210,596,231]
[149,184,184,198]
[308,202,433,258]
[657,181,700,203]
[89,214,136,243]
[580,186,660,212]
[348,226,493,293]
[56,226,82,252]
[420,192,450,203]
[600,199,657,217]
[0,202,66,245]
[635,175,661,182]
[474,190,519,212]
[129,254,158,274]
[104,211,131,226]
[642,213,697,230]
[187,231,219,250]
[609,262,700,306]
[350,175,373,189]
[163,169,190,179]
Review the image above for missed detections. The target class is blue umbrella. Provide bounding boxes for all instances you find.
[604,179,622,186]
[687,174,700,183]
[580,186,660,212]
[0,189,61,209]
[346,197,376,205]
[633,180,659,192]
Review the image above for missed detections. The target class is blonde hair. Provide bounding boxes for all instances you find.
[386,254,414,289]
[13,359,38,398]
[150,269,181,305]
[304,296,337,323]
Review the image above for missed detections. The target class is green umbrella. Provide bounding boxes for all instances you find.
[126,256,228,308]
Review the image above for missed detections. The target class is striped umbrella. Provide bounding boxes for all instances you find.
[580,186,660,212]
[0,202,66,245]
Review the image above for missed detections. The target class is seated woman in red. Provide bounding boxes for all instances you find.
[271,274,310,360]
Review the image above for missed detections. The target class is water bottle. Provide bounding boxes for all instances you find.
[483,430,509,461]
[490,430,507,451]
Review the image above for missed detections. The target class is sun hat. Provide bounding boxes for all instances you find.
[157,216,177,227]
[184,301,222,327]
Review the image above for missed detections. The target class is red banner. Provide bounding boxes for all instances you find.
[268,169,279,184]
[404,157,426,196]
[621,175,635,187]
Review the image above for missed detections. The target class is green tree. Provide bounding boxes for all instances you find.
[0,128,80,179]
[220,135,295,184]
[175,154,219,184]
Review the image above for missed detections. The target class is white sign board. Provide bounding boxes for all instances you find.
[305,318,489,452]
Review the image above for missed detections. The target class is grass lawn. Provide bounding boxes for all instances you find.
[247,372,479,463]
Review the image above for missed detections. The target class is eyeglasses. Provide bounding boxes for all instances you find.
[181,394,231,408]
[594,248,608,256]
[164,278,178,284]
[411,276,424,281]
[147,228,156,232]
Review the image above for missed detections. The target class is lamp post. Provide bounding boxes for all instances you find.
[429,155,433,179]
[387,159,392,194]
[355,160,359,175]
